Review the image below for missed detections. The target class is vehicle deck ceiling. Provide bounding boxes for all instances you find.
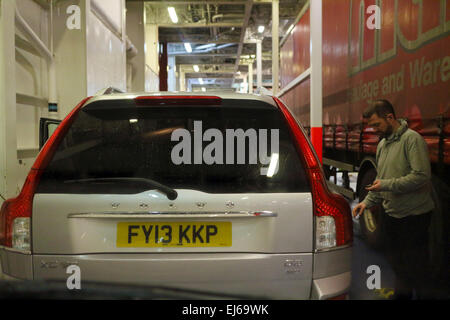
[136,0,307,90]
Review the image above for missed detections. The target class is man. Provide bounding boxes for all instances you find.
[352,99,435,299]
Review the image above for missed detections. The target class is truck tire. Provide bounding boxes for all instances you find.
[358,167,386,250]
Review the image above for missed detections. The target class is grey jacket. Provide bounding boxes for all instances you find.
[362,120,435,218]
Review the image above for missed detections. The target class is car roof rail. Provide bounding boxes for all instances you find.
[94,87,125,96]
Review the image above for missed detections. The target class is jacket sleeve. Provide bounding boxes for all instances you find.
[379,134,431,194]
[362,190,384,208]
[361,143,384,208]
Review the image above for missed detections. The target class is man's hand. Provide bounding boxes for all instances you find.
[366,179,382,191]
[352,202,367,218]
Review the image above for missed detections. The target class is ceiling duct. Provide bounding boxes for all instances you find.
[212,14,245,23]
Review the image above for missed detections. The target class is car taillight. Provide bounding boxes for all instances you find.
[0,96,92,249]
[273,97,352,250]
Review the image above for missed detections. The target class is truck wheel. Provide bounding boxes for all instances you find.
[358,168,386,250]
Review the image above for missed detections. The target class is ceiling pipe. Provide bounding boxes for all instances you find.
[212,14,244,22]
[168,43,236,55]
[15,8,52,62]
[16,6,58,113]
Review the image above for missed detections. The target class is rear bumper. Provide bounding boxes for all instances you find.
[33,252,313,299]
[311,245,352,300]
[0,246,33,280]
[1,246,352,299]
[311,271,352,300]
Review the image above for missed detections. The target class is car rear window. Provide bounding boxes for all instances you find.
[36,99,310,194]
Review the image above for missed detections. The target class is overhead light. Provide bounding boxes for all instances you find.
[168,7,178,23]
[258,25,265,33]
[184,42,192,53]
[195,43,216,50]
[129,119,138,123]
[201,87,206,92]
[193,65,199,72]
[198,78,204,84]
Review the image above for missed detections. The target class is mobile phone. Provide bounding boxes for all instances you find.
[365,184,373,188]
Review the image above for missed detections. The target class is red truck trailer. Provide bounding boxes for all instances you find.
[279,0,449,281]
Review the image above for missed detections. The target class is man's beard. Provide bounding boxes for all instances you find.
[382,123,394,138]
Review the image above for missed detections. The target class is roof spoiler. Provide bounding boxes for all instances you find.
[94,87,125,96]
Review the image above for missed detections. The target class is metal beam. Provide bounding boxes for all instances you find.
[145,1,247,5]
[248,62,253,93]
[165,40,241,44]
[256,40,262,90]
[171,53,238,57]
[184,70,236,74]
[15,7,52,62]
[15,35,39,56]
[32,0,50,10]
[157,22,243,28]
[310,0,323,162]
[16,93,48,108]
[186,74,234,79]
[179,63,235,67]
[0,0,18,200]
[272,0,279,95]
[233,0,253,82]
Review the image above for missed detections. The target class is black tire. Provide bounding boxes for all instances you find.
[358,167,387,250]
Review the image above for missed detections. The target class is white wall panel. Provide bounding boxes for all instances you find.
[91,0,123,35]
[0,0,18,202]
[145,66,159,92]
[16,103,39,150]
[86,10,126,95]
[15,0,49,193]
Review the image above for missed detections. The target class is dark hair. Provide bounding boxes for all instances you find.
[363,99,396,119]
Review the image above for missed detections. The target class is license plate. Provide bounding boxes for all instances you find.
[116,221,232,247]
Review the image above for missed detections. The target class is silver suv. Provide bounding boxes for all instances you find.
[0,93,352,299]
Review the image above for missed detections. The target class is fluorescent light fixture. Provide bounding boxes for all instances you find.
[198,78,204,84]
[129,119,138,123]
[193,65,199,72]
[258,25,265,33]
[195,43,216,50]
[168,7,178,23]
[266,153,279,178]
[201,87,206,92]
[184,42,192,53]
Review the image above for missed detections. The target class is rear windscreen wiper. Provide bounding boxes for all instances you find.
[63,177,178,200]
